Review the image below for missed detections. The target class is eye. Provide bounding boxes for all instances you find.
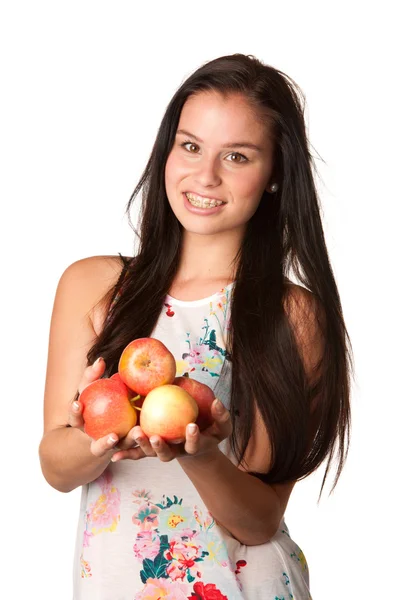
[180,140,248,163]
[226,152,248,164]
[180,141,200,153]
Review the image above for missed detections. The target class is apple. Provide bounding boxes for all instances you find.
[118,337,176,396]
[139,384,199,443]
[80,377,137,440]
[110,372,127,386]
[110,372,143,422]
[174,377,215,431]
[111,372,137,398]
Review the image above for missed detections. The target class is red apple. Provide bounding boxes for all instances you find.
[110,372,143,421]
[118,337,176,396]
[80,377,137,440]
[111,373,137,397]
[110,372,127,385]
[139,384,199,443]
[174,376,215,430]
[110,372,130,390]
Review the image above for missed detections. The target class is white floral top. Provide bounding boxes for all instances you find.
[73,284,312,599]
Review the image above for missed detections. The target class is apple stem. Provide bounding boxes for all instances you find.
[129,394,142,411]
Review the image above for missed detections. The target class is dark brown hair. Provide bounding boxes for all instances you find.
[85,53,353,499]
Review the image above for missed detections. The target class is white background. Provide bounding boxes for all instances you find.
[1,1,399,598]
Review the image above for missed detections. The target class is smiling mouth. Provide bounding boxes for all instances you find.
[184,192,226,208]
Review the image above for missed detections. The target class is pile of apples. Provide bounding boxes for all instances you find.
[79,338,215,443]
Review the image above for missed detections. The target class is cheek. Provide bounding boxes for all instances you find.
[234,173,267,215]
[236,168,268,197]
[165,152,186,189]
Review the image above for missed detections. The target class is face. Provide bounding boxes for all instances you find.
[165,90,275,239]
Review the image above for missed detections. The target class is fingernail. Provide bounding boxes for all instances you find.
[108,435,118,446]
[215,399,225,413]
[188,423,197,434]
[94,357,104,366]
[150,438,160,447]
[72,401,80,412]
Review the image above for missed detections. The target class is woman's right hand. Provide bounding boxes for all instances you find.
[68,357,140,458]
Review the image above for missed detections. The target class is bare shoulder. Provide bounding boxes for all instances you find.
[42,255,131,435]
[59,255,132,335]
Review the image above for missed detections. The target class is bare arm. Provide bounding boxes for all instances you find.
[38,256,125,493]
[40,427,116,493]
[178,446,292,546]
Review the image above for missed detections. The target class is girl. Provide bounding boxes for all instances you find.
[39,53,352,599]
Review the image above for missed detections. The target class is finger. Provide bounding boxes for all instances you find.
[90,433,119,457]
[111,446,147,462]
[68,400,85,429]
[78,357,106,395]
[211,399,232,439]
[115,426,140,451]
[149,436,176,462]
[184,423,200,455]
[132,426,156,457]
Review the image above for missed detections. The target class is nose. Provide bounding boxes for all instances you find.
[194,156,222,188]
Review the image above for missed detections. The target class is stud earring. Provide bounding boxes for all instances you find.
[268,183,279,193]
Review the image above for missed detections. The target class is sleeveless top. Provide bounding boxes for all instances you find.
[72,279,313,599]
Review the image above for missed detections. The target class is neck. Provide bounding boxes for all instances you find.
[174,229,243,285]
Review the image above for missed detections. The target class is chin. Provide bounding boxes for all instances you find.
[168,208,214,235]
[181,221,225,236]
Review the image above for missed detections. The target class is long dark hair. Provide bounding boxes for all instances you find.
[86,53,353,499]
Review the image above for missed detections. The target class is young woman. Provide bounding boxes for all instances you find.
[39,53,352,599]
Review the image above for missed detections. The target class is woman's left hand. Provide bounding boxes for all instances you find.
[111,398,232,463]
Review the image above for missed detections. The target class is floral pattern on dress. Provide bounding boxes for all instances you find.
[290,547,308,572]
[80,469,121,577]
[80,554,92,578]
[272,572,294,599]
[280,524,309,573]
[175,286,232,379]
[189,582,228,599]
[135,577,188,599]
[131,489,244,599]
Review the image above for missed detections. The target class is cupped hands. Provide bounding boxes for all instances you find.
[68,356,232,463]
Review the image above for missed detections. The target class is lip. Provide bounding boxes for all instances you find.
[182,192,226,216]
[184,190,227,203]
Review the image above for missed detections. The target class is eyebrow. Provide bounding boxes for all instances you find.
[176,129,263,152]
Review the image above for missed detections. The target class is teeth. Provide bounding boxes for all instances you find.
[185,192,224,208]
